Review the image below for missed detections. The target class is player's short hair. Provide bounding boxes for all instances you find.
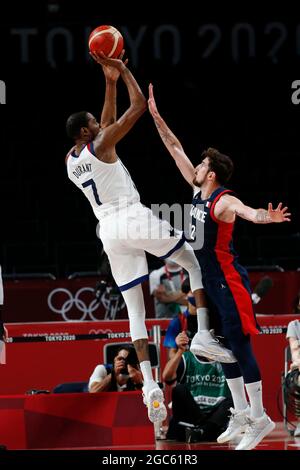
[202,147,234,185]
[66,111,89,139]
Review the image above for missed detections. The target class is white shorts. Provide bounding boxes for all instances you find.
[99,203,185,291]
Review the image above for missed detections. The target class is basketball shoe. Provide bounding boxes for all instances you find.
[235,413,275,450]
[217,406,250,443]
[190,330,237,363]
[142,381,167,423]
[294,422,300,437]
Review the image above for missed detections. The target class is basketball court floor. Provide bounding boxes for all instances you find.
[90,423,299,451]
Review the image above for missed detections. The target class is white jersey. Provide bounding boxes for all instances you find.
[286,320,300,341]
[67,143,140,220]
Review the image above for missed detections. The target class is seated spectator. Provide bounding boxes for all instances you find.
[162,331,233,442]
[149,259,187,318]
[286,319,300,371]
[88,345,143,393]
[286,319,300,436]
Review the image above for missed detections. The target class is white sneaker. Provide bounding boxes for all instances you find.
[217,407,250,443]
[294,422,300,437]
[190,330,237,363]
[142,382,167,424]
[235,413,275,450]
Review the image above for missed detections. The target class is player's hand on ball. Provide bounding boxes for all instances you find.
[89,51,127,73]
[92,49,128,81]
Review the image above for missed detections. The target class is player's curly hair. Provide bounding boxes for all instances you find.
[202,147,234,185]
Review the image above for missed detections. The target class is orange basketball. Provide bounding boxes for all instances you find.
[88,25,124,59]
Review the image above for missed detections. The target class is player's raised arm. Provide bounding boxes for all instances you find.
[214,194,291,224]
[91,53,146,156]
[148,84,195,186]
[90,50,128,128]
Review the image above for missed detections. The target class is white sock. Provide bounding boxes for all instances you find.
[245,380,264,419]
[140,361,154,384]
[226,377,249,411]
[197,308,209,332]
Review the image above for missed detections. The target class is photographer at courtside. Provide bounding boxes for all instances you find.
[88,345,143,392]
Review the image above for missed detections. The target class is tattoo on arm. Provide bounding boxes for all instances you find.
[255,209,271,223]
[154,118,176,146]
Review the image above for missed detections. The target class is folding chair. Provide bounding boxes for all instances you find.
[282,345,296,435]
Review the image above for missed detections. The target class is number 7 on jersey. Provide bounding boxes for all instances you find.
[82,178,102,205]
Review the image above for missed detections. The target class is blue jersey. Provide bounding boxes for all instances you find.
[191,187,240,278]
[163,310,188,349]
[190,186,259,337]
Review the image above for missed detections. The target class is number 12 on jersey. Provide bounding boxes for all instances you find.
[82,178,102,205]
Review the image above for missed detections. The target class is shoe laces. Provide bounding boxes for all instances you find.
[227,407,238,425]
[228,407,243,417]
[228,407,247,424]
[210,329,227,345]
[244,417,259,435]
[209,330,221,344]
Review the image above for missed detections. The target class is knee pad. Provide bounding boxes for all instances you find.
[121,285,148,341]
[170,243,203,291]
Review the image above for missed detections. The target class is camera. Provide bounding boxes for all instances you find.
[120,347,139,376]
[94,250,125,320]
[95,279,123,320]
[94,278,124,320]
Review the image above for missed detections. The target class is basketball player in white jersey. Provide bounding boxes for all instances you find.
[65,51,233,423]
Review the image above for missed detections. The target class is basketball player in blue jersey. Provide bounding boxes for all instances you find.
[65,52,233,424]
[148,84,291,449]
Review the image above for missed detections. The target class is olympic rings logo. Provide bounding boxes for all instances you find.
[48,287,104,322]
